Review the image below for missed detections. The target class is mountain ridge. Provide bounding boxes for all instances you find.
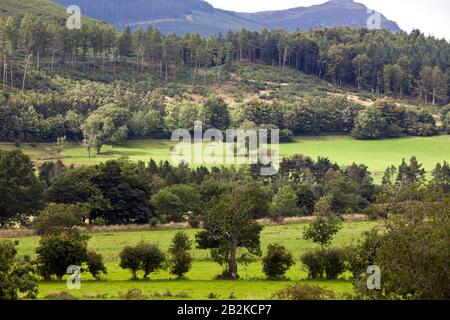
[49,0,401,34]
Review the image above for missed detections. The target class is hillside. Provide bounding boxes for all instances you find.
[0,0,106,27]
[53,0,400,34]
[0,0,67,20]
[239,0,401,32]
[53,0,264,34]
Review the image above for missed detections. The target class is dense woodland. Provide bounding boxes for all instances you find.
[0,14,449,149]
[0,14,449,100]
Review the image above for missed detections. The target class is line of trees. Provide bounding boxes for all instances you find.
[0,14,449,103]
[1,149,449,230]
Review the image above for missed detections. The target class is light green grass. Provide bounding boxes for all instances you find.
[2,135,449,183]
[8,221,379,299]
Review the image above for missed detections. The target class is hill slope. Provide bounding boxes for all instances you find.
[238,0,401,32]
[53,0,400,34]
[0,0,67,20]
[53,0,264,34]
[0,0,106,27]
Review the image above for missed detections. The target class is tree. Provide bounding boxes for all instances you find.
[86,251,107,280]
[0,150,44,225]
[349,193,450,300]
[196,183,266,279]
[151,184,202,223]
[303,204,342,248]
[353,54,371,90]
[0,240,38,300]
[431,66,448,105]
[168,232,193,279]
[419,66,433,103]
[117,26,132,57]
[33,203,87,236]
[119,242,165,280]
[36,233,89,280]
[262,244,294,279]
[269,185,300,221]
[200,95,230,130]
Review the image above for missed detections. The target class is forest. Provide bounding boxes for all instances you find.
[0,14,449,150]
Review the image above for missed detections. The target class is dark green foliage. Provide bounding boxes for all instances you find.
[168,232,193,279]
[36,233,89,280]
[47,160,153,225]
[262,244,294,279]
[352,102,438,139]
[0,240,38,300]
[151,184,202,223]
[119,242,166,280]
[200,95,231,130]
[0,150,44,225]
[86,251,107,280]
[301,248,346,280]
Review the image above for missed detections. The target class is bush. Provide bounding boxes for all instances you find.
[36,234,89,280]
[86,251,107,280]
[45,291,78,300]
[119,242,165,280]
[273,284,336,300]
[262,244,294,279]
[0,240,38,300]
[119,288,147,300]
[300,248,345,280]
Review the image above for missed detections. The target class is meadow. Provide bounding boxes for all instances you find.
[2,135,449,183]
[7,220,380,300]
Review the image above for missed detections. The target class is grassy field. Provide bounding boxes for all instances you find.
[7,220,379,300]
[1,135,449,183]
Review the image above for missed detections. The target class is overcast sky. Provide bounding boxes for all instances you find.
[205,0,450,40]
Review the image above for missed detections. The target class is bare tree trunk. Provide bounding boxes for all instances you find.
[228,241,238,280]
[22,54,33,92]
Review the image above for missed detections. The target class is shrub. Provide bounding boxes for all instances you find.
[86,251,107,280]
[262,244,294,279]
[119,242,165,280]
[273,284,336,300]
[207,292,219,299]
[300,248,346,280]
[168,232,193,279]
[300,251,324,279]
[119,288,147,300]
[139,243,165,279]
[119,245,141,280]
[45,291,78,300]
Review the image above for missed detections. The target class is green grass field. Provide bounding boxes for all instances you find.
[6,220,379,300]
[2,135,449,183]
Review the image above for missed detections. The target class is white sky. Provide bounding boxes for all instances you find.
[206,0,450,40]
